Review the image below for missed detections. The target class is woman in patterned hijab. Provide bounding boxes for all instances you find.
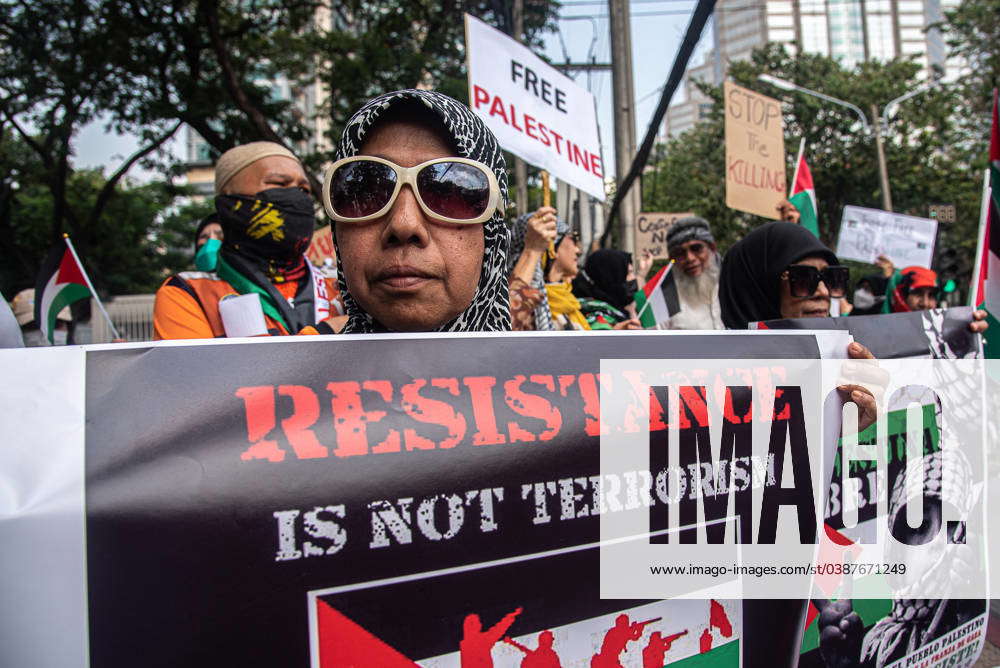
[324,89,510,333]
[507,209,561,331]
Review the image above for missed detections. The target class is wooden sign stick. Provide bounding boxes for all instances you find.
[541,171,555,259]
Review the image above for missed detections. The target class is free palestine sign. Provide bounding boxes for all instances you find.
[465,14,605,200]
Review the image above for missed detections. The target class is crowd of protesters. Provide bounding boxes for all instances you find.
[4,87,986,347]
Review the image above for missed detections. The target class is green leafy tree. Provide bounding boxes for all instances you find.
[1,0,560,299]
[310,0,557,164]
[644,44,981,291]
[0,0,183,249]
[1,129,203,297]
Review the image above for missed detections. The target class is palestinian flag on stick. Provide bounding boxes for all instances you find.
[635,261,680,328]
[34,236,93,343]
[970,89,1000,356]
[789,138,820,237]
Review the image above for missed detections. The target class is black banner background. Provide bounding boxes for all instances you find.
[84,333,823,666]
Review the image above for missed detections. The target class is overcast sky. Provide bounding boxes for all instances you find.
[72,3,715,181]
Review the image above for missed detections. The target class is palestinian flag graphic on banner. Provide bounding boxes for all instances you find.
[971,89,1000,356]
[789,151,819,237]
[310,543,740,667]
[34,238,92,343]
[635,261,681,328]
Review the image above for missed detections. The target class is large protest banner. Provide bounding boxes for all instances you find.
[634,212,694,260]
[757,310,989,668]
[835,205,938,268]
[465,14,605,200]
[724,81,786,220]
[2,331,853,668]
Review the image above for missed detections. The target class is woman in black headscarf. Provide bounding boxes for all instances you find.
[718,222,891,667]
[719,221,844,329]
[322,89,510,333]
[572,249,642,329]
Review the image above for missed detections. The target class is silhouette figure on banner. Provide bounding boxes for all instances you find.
[591,614,661,668]
[460,608,523,668]
[503,630,562,668]
[641,630,688,667]
[699,629,713,653]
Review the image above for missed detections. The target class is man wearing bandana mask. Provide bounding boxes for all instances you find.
[153,142,345,339]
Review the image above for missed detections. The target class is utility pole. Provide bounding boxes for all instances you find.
[512,0,529,216]
[608,0,638,253]
[871,104,893,212]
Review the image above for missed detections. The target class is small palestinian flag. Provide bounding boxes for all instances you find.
[34,237,92,344]
[971,88,1000,356]
[789,149,819,237]
[635,261,680,328]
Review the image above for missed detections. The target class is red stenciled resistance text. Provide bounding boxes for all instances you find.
[471,84,603,179]
[234,375,776,464]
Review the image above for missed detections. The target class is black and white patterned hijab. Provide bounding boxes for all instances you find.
[330,89,511,333]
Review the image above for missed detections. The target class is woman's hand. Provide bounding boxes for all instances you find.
[875,254,894,278]
[838,342,887,433]
[613,318,642,330]
[524,206,558,253]
[776,199,800,223]
[969,309,989,334]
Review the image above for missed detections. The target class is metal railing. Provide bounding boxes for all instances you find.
[91,295,155,343]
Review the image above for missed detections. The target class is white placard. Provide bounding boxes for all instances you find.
[219,293,268,337]
[835,205,937,268]
[464,13,606,201]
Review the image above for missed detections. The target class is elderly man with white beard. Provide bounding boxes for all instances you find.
[661,216,724,329]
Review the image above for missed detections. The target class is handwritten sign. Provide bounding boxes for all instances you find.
[465,14,605,200]
[835,205,937,268]
[306,225,336,268]
[634,212,694,260]
[724,81,785,219]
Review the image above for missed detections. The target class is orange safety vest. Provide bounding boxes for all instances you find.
[153,266,341,340]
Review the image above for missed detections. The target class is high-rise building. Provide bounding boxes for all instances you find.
[663,0,963,138]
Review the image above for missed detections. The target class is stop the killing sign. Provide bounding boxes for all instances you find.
[464,13,606,201]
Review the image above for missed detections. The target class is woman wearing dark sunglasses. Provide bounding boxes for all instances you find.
[719,222,851,329]
[720,221,886,667]
[322,90,511,333]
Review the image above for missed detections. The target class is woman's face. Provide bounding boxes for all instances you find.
[335,120,485,331]
[779,255,831,319]
[552,235,580,280]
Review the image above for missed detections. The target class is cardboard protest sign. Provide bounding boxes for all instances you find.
[836,205,938,268]
[465,14,605,201]
[3,332,845,668]
[307,224,336,268]
[634,212,693,260]
[724,81,786,219]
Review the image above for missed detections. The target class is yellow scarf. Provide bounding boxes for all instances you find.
[545,282,590,330]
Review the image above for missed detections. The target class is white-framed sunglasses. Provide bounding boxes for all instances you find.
[322,156,501,225]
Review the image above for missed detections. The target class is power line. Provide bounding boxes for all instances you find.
[600,0,719,247]
[560,3,763,18]
[637,84,666,104]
